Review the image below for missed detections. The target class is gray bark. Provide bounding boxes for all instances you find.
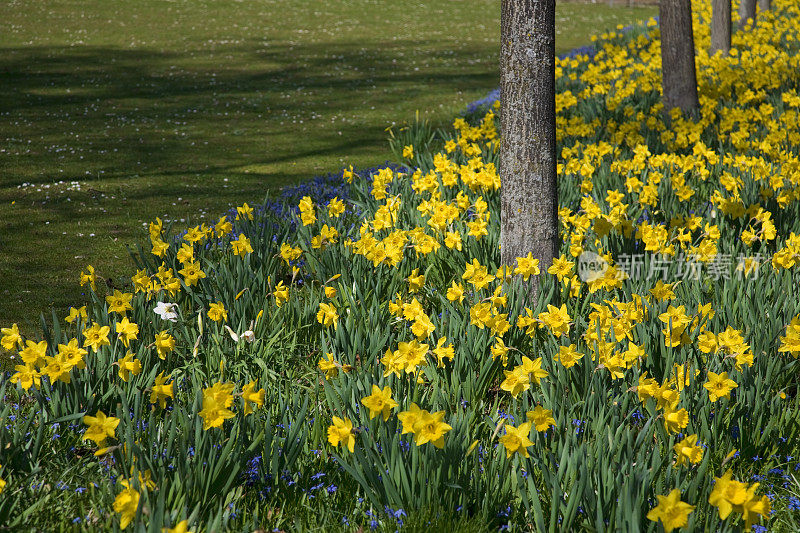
[710,0,731,55]
[739,0,757,28]
[758,0,770,11]
[659,0,700,118]
[500,0,558,307]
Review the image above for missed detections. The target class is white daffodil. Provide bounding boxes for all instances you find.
[154,301,178,322]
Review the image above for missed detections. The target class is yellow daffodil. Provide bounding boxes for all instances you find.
[178,262,206,287]
[327,416,355,452]
[65,305,88,324]
[526,406,556,432]
[113,484,140,530]
[361,385,398,421]
[10,364,40,390]
[328,197,345,217]
[407,268,425,293]
[208,302,228,323]
[555,344,583,368]
[154,331,176,360]
[299,196,316,226]
[106,290,134,315]
[80,265,97,292]
[117,352,142,382]
[115,317,139,348]
[41,354,72,384]
[163,519,192,533]
[703,371,737,402]
[1,323,23,350]
[646,489,695,533]
[662,406,689,434]
[499,421,534,458]
[19,339,48,366]
[83,410,120,448]
[274,280,290,306]
[708,469,749,520]
[215,215,233,237]
[236,202,254,221]
[83,323,111,353]
[673,434,703,466]
[397,404,451,448]
[198,382,236,430]
[241,380,266,415]
[149,372,174,409]
[514,252,540,280]
[231,234,253,257]
[317,302,339,328]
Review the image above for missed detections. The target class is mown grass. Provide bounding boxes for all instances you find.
[0,0,656,334]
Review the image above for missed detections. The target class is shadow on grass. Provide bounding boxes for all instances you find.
[0,39,498,184]
[0,37,500,328]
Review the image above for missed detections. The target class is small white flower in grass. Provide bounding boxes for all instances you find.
[154,302,178,322]
[242,330,255,343]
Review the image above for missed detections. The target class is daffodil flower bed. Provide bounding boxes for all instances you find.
[3,0,800,530]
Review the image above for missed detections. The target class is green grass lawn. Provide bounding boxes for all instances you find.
[0,0,656,334]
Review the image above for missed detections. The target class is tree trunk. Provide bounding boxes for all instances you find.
[659,0,700,118]
[500,0,558,307]
[710,0,731,56]
[739,0,757,28]
[758,0,770,11]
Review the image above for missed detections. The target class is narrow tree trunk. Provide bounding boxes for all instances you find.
[739,0,757,28]
[500,0,558,307]
[710,0,731,56]
[659,0,700,118]
[758,0,770,11]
